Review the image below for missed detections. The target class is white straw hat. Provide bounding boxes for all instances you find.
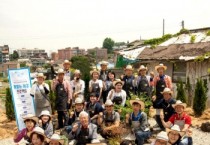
[129,98,145,110]
[105,99,113,106]
[75,97,84,104]
[125,65,134,71]
[138,65,148,71]
[161,88,173,95]
[30,127,46,139]
[63,60,71,64]
[23,114,38,123]
[57,68,65,74]
[99,61,109,65]
[49,134,64,145]
[74,69,81,74]
[166,124,185,137]
[172,100,187,109]
[155,63,167,71]
[156,131,169,141]
[39,110,51,118]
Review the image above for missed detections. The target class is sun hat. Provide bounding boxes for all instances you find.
[138,65,148,71]
[125,65,134,71]
[105,99,113,106]
[36,73,46,79]
[49,134,64,145]
[113,79,123,86]
[172,100,187,109]
[130,98,145,110]
[166,124,185,137]
[57,68,65,74]
[155,63,167,71]
[156,131,169,141]
[23,114,38,123]
[75,97,84,104]
[99,61,109,65]
[63,60,71,65]
[74,69,81,74]
[30,127,46,139]
[161,88,173,95]
[90,69,100,75]
[39,110,51,119]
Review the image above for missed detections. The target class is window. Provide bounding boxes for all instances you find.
[172,62,186,83]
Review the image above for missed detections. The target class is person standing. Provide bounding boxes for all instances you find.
[122,65,136,99]
[52,68,72,129]
[70,69,85,103]
[30,73,52,116]
[153,64,172,129]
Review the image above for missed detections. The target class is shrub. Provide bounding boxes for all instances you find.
[5,88,15,120]
[193,79,207,116]
[206,30,210,36]
[176,80,187,103]
[185,77,193,106]
[190,35,196,43]
[45,80,56,114]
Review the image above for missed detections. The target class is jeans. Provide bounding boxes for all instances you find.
[65,125,72,134]
[57,111,69,128]
[135,130,151,145]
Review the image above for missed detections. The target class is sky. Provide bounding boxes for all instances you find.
[0,0,210,53]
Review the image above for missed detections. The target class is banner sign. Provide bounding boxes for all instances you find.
[8,68,35,130]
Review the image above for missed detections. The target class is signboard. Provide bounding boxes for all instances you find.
[8,68,35,130]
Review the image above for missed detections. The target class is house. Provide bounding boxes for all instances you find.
[58,47,86,60]
[0,45,10,63]
[137,32,210,108]
[0,61,20,76]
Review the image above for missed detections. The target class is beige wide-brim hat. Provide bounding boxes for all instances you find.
[113,79,123,86]
[57,68,65,74]
[161,87,173,95]
[172,100,187,109]
[36,73,46,79]
[90,69,100,75]
[125,65,134,71]
[166,124,186,137]
[138,65,148,71]
[99,61,109,65]
[30,127,46,139]
[75,97,84,104]
[63,60,71,65]
[105,99,114,106]
[130,98,145,110]
[49,134,64,145]
[74,69,81,74]
[155,63,167,71]
[156,131,169,141]
[23,114,38,123]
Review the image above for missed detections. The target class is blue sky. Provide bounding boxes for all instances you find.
[0,0,210,53]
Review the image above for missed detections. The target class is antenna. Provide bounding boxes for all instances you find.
[163,19,165,36]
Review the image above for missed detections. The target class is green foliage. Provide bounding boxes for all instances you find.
[185,77,193,106]
[193,79,207,116]
[5,88,15,120]
[190,35,196,43]
[20,62,27,68]
[195,52,210,62]
[144,34,173,46]
[71,56,92,98]
[10,50,19,61]
[108,136,121,145]
[60,135,68,145]
[45,80,56,114]
[179,28,190,34]
[103,37,115,53]
[206,30,210,36]
[2,77,8,82]
[176,80,187,103]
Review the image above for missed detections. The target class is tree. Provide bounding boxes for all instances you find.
[176,80,187,103]
[185,77,193,106]
[5,88,15,120]
[10,50,19,61]
[193,79,207,116]
[103,37,115,53]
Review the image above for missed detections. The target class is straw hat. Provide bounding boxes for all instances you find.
[49,134,64,145]
[113,79,123,86]
[99,61,109,65]
[138,65,148,71]
[172,100,187,109]
[130,98,145,110]
[75,97,84,104]
[90,69,100,75]
[63,60,71,65]
[166,124,185,137]
[156,131,169,141]
[74,69,81,74]
[39,110,51,119]
[57,68,65,74]
[155,63,167,71]
[23,114,38,123]
[36,73,46,79]
[125,65,134,71]
[161,88,173,95]
[105,99,113,106]
[30,127,46,139]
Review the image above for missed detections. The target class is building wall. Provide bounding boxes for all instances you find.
[0,63,20,76]
[186,59,210,108]
[17,48,46,58]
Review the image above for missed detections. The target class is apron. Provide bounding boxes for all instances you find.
[138,76,150,96]
[112,95,123,105]
[100,71,108,81]
[87,103,96,118]
[104,112,115,126]
[156,76,166,100]
[77,127,91,145]
[91,83,100,97]
[55,83,68,111]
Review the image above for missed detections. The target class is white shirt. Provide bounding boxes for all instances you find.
[70,79,85,94]
[30,83,49,96]
[107,89,127,106]
[89,79,103,88]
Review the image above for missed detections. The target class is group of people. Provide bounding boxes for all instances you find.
[13,59,193,145]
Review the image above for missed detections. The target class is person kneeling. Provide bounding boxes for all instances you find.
[125,98,151,145]
[68,111,100,145]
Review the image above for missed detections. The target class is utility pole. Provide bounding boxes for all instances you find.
[181,20,185,29]
[163,19,165,36]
